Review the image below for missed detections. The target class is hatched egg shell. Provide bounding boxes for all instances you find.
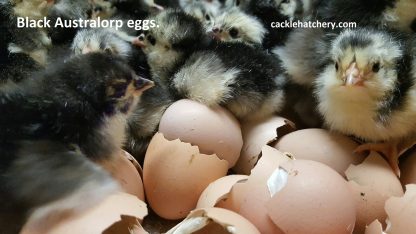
[166,208,260,234]
[267,160,356,234]
[196,175,248,209]
[345,152,404,233]
[365,220,385,234]
[23,193,148,234]
[234,146,291,234]
[274,128,365,176]
[385,184,416,234]
[143,133,229,220]
[399,149,416,186]
[159,99,243,168]
[99,150,145,201]
[234,116,295,174]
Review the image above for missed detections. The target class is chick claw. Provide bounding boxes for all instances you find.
[354,140,416,177]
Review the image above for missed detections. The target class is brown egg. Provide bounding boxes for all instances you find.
[228,146,291,234]
[385,184,416,234]
[159,99,243,168]
[99,150,145,201]
[234,116,295,174]
[274,128,366,176]
[22,193,148,234]
[345,152,404,233]
[196,175,248,209]
[166,208,260,234]
[266,160,356,234]
[143,133,229,220]
[399,149,416,186]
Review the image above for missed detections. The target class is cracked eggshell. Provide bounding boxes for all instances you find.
[143,133,229,220]
[345,152,404,233]
[231,146,291,234]
[274,128,365,176]
[99,150,145,201]
[234,116,295,174]
[166,208,260,234]
[267,160,356,234]
[385,184,416,234]
[399,149,416,186]
[196,175,248,209]
[365,220,384,234]
[23,193,148,234]
[159,99,243,168]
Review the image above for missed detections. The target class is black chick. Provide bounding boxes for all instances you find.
[172,41,286,120]
[0,52,154,160]
[0,141,119,234]
[135,10,286,120]
[0,53,153,233]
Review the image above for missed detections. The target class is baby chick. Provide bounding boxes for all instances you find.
[133,9,209,82]
[208,7,266,47]
[135,10,286,120]
[0,53,154,160]
[315,28,416,175]
[181,0,220,27]
[317,0,416,32]
[172,41,286,120]
[0,141,119,234]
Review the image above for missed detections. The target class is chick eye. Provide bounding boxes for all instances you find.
[164,45,170,50]
[335,62,339,71]
[281,0,290,3]
[205,14,210,21]
[236,0,240,6]
[229,28,239,38]
[147,35,156,46]
[372,62,381,73]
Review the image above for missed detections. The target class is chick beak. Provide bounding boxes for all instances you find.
[344,62,364,86]
[132,34,146,48]
[210,27,222,40]
[133,75,154,95]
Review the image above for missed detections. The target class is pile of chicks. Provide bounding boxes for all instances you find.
[1,0,416,233]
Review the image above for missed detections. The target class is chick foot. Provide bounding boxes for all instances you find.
[355,139,416,177]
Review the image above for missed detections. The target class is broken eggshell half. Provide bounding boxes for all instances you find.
[234,116,295,174]
[165,208,260,234]
[99,150,145,201]
[196,175,249,209]
[345,152,404,233]
[143,133,229,220]
[22,193,148,234]
[224,146,291,234]
[384,184,416,234]
[159,99,243,168]
[266,160,356,234]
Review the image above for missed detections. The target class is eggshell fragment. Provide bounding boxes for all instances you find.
[274,128,365,175]
[196,175,248,209]
[267,160,356,234]
[365,220,384,234]
[234,116,295,174]
[159,99,243,168]
[143,133,229,220]
[99,150,145,201]
[166,208,260,234]
[23,193,148,234]
[231,146,290,234]
[399,149,416,186]
[345,152,404,233]
[385,184,416,234]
